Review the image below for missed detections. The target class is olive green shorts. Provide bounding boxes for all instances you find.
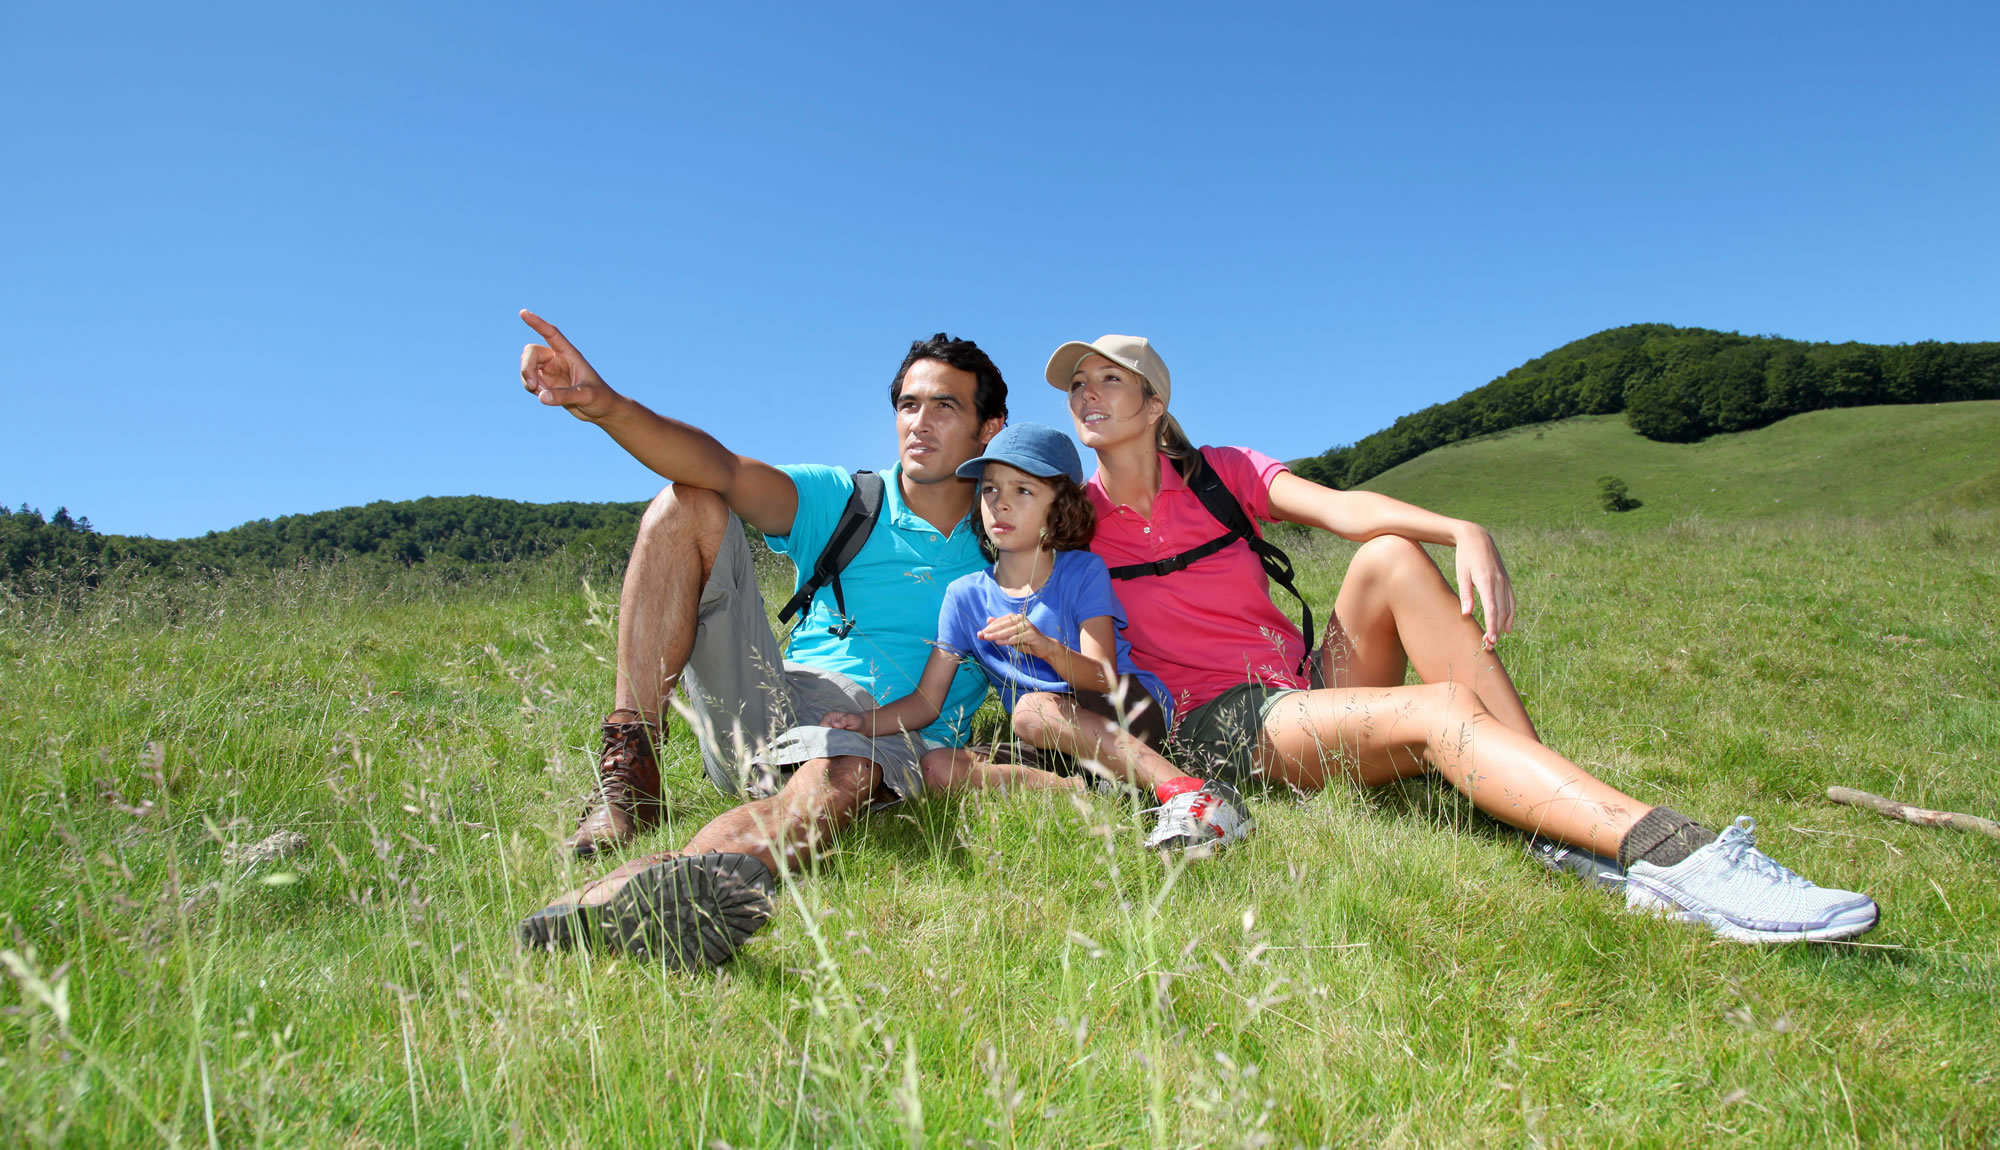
[1168,663,1324,784]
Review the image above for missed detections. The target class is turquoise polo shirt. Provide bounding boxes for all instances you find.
[768,463,990,746]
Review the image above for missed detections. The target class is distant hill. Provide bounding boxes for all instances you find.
[1358,400,2000,529]
[1293,324,2000,490]
[2,495,649,585]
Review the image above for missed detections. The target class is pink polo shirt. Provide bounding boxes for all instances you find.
[1085,446,1307,714]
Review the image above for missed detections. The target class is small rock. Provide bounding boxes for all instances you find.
[222,831,310,866]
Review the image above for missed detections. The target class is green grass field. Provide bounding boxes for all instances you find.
[4,405,1998,1146]
[1358,400,2000,529]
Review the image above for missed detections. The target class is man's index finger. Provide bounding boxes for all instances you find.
[518,309,576,354]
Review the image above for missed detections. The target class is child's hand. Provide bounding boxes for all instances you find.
[821,710,864,731]
[979,613,1055,659]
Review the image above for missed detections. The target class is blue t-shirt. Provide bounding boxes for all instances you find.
[767,463,990,746]
[936,549,1173,721]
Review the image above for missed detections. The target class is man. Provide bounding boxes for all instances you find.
[512,310,1007,969]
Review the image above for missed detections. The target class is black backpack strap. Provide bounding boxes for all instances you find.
[1107,455,1315,671]
[1182,459,1315,658]
[1104,529,1239,579]
[776,469,885,638]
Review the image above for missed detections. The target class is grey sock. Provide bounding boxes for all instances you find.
[1618,807,1718,869]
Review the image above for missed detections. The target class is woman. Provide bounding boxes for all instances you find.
[1045,333,1878,943]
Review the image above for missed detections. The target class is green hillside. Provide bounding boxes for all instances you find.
[1359,400,2000,529]
[1293,324,2000,490]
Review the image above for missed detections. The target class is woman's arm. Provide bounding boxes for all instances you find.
[822,647,958,736]
[975,614,1119,694]
[1265,470,1516,645]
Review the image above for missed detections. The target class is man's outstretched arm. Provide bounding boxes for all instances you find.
[519,309,799,536]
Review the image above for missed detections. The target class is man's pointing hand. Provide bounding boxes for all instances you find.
[520,309,621,422]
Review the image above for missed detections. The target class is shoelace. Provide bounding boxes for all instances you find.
[1713,817,1811,888]
[597,728,652,801]
[1142,792,1214,834]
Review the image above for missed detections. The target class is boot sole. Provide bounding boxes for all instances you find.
[1625,882,1880,943]
[603,853,777,969]
[517,899,600,950]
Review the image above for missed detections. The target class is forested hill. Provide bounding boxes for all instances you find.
[1,496,649,584]
[1291,325,2000,490]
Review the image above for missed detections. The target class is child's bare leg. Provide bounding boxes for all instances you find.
[1010,692,1182,792]
[919,746,1081,793]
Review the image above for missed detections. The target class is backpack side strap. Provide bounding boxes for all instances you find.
[776,469,886,638]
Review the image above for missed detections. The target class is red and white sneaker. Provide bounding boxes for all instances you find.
[1142,780,1254,854]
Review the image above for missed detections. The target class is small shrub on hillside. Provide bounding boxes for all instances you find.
[1598,476,1641,512]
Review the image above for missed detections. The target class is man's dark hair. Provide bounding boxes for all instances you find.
[889,333,1009,425]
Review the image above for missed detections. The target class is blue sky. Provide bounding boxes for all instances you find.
[5,1,1995,539]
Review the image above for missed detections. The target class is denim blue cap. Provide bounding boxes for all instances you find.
[954,422,1084,484]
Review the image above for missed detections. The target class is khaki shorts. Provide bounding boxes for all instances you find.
[678,515,938,803]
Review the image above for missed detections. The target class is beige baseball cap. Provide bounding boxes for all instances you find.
[1044,335,1172,406]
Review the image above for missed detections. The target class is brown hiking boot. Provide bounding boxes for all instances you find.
[517,850,776,969]
[568,711,666,856]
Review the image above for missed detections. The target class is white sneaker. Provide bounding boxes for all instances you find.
[1142,780,1254,854]
[1624,817,1879,943]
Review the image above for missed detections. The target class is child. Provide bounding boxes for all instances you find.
[821,423,1253,852]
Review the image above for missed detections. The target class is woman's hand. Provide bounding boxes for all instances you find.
[1268,472,1522,649]
[978,613,1057,660]
[1451,522,1516,650]
[821,710,865,731]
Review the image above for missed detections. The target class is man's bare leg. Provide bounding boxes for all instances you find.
[614,484,731,726]
[522,755,881,966]
[1320,535,1539,740]
[679,754,882,873]
[573,483,733,854]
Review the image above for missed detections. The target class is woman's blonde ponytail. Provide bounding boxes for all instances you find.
[1148,385,1202,478]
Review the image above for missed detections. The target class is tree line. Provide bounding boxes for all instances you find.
[14,323,1996,586]
[1,496,649,586]
[1291,325,2000,489]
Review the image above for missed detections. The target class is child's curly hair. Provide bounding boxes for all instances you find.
[972,472,1097,560]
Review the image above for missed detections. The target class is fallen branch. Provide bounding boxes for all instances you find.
[1827,787,2000,841]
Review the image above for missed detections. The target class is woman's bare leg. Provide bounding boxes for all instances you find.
[1259,682,1645,856]
[1322,535,1538,740]
[1010,692,1183,793]
[919,747,1081,792]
